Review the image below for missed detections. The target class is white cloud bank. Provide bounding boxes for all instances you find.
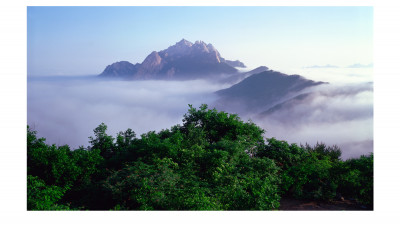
[28,71,373,160]
[250,82,373,159]
[28,77,228,148]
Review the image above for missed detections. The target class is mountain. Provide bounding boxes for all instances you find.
[216,66,269,85]
[214,70,326,114]
[99,39,246,80]
[260,92,311,116]
[100,61,139,78]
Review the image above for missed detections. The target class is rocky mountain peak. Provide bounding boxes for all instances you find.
[193,40,210,53]
[99,61,139,77]
[207,43,217,52]
[135,51,163,78]
[176,38,193,47]
[142,51,162,66]
[163,39,193,57]
[100,39,245,79]
[195,40,205,45]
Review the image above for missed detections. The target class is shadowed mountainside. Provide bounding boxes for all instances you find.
[215,70,326,114]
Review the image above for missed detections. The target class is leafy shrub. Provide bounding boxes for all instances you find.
[337,153,373,205]
[287,152,337,200]
[259,139,342,200]
[27,175,70,210]
[303,142,342,161]
[103,158,180,210]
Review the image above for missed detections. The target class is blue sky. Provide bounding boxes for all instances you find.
[27,6,373,76]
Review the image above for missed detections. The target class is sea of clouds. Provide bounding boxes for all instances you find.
[28,77,228,148]
[28,67,373,159]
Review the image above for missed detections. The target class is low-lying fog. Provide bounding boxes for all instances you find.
[28,77,229,148]
[250,82,373,160]
[28,67,373,160]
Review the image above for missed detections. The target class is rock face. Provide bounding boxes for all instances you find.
[135,51,163,79]
[99,39,246,80]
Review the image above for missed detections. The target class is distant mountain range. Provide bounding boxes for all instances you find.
[99,39,326,116]
[99,39,246,80]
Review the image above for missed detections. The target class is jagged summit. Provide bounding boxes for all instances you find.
[99,39,246,80]
[176,38,193,46]
[207,43,217,52]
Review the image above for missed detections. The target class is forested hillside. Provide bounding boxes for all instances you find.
[27,105,373,210]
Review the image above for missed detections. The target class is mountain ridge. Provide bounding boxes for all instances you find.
[99,39,246,80]
[214,70,326,114]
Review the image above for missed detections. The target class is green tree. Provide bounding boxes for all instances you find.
[89,123,115,159]
[27,175,70,210]
[103,158,180,210]
[182,104,264,147]
[27,126,104,210]
[287,152,338,200]
[303,142,342,161]
[337,153,373,205]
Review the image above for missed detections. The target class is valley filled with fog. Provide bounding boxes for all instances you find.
[28,67,373,159]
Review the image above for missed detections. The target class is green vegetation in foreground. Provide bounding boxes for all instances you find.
[27,104,373,210]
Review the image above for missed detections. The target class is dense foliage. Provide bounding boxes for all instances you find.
[27,104,373,210]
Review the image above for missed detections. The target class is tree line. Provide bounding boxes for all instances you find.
[27,104,373,210]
